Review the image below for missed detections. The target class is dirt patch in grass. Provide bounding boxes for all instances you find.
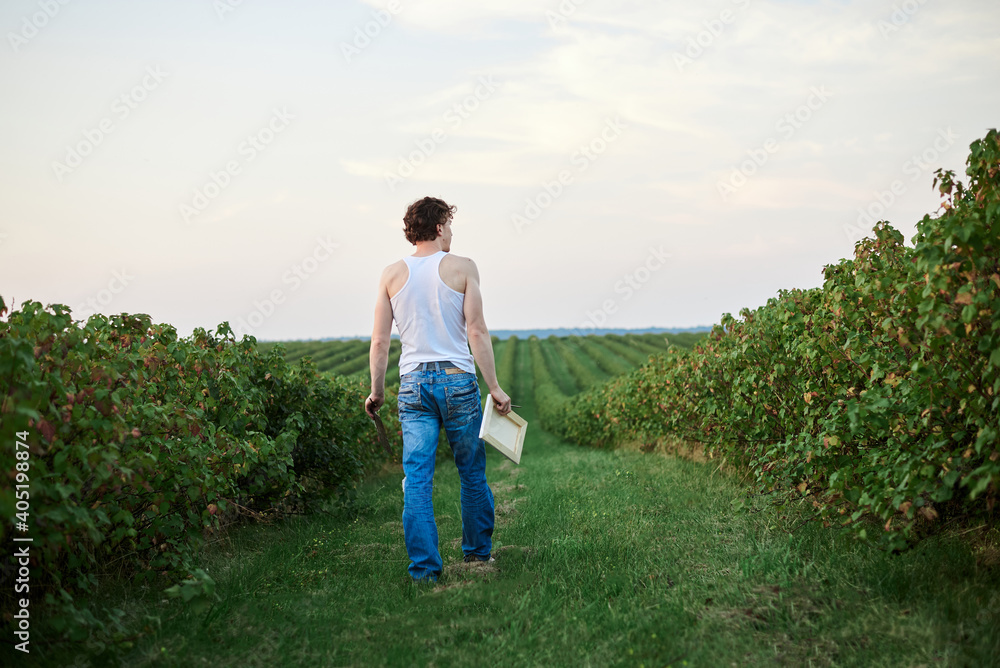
[494,544,534,559]
[975,544,1000,568]
[497,466,523,482]
[963,525,1000,569]
[492,480,526,495]
[621,436,710,463]
[442,558,498,577]
[431,579,475,594]
[496,499,520,517]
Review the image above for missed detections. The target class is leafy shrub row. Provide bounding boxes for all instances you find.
[552,337,603,391]
[495,335,518,390]
[526,336,569,433]
[0,305,396,645]
[555,131,1000,548]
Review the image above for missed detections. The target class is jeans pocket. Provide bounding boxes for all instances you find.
[397,385,421,421]
[445,381,480,426]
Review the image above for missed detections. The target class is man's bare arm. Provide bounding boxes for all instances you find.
[462,260,511,415]
[366,269,394,418]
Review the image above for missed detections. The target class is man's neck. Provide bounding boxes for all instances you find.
[412,240,446,257]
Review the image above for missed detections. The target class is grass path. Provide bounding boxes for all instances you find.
[44,391,1000,666]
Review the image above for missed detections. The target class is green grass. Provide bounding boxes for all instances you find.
[41,412,1000,666]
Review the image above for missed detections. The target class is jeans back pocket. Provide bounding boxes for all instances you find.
[444,381,480,426]
[397,385,422,421]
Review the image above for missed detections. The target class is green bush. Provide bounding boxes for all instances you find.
[556,130,1000,548]
[0,305,394,646]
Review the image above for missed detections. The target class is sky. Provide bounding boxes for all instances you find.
[1,0,997,340]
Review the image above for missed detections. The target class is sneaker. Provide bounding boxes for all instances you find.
[463,553,494,564]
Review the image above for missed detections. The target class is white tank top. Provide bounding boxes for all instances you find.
[391,251,476,376]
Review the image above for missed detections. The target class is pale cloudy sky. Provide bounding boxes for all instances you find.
[1,0,997,340]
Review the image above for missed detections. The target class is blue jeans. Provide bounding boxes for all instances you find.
[397,363,494,581]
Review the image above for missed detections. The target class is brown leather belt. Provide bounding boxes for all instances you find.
[416,361,466,374]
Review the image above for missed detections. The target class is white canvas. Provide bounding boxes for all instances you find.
[478,400,527,464]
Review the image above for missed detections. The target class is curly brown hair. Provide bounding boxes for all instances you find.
[402,197,456,244]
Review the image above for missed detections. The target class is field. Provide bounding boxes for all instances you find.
[257,331,706,394]
[22,329,998,667]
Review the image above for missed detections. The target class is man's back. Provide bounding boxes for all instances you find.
[389,251,476,376]
[381,251,473,297]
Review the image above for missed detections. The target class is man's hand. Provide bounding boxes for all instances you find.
[489,387,512,416]
[365,393,384,419]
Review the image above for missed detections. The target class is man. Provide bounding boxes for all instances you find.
[365,196,512,583]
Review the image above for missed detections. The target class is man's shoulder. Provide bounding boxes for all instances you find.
[441,253,477,272]
[379,260,409,293]
[439,253,478,293]
[381,259,408,277]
